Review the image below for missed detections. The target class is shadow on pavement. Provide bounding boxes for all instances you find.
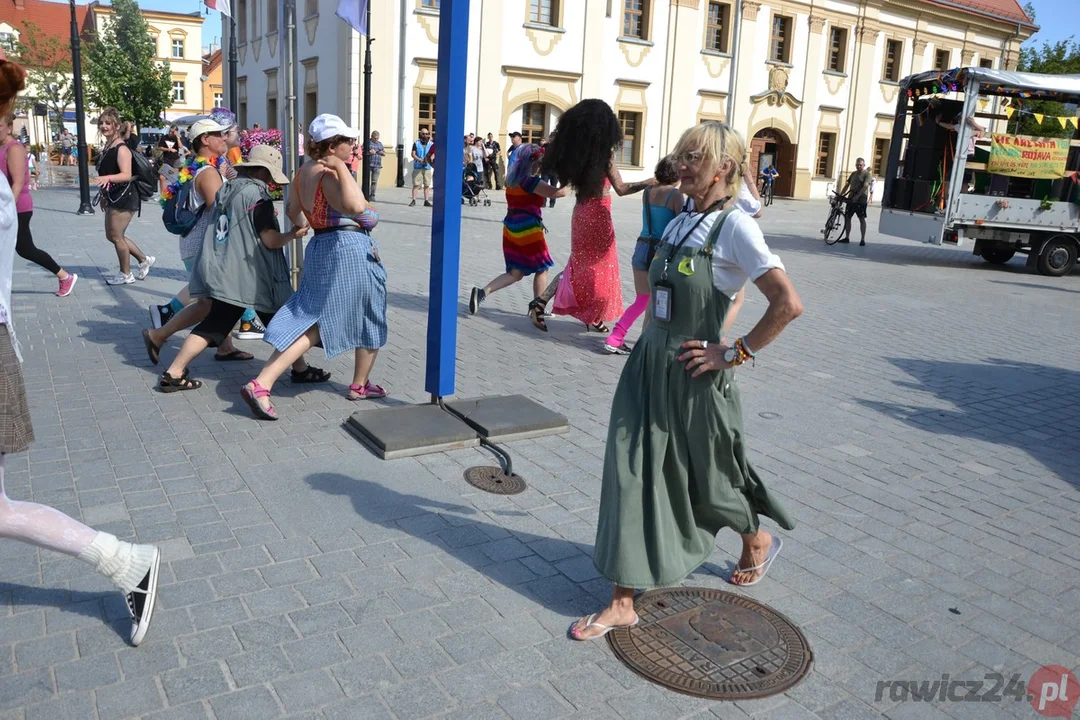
[857,357,1080,488]
[0,583,129,642]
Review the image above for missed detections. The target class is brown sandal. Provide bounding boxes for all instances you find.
[158,370,202,393]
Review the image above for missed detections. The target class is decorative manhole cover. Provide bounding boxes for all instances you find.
[606,587,812,700]
[463,466,526,495]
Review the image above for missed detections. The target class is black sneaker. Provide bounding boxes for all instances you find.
[127,547,160,647]
[236,315,266,340]
[424,200,432,207]
[859,240,866,246]
[149,304,174,330]
[837,237,850,244]
[469,287,485,315]
[409,199,416,207]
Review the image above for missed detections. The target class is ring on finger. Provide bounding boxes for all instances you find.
[702,340,708,349]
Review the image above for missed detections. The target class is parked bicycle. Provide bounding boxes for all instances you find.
[823,191,849,245]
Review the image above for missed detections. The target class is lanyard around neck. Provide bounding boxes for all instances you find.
[664,196,729,265]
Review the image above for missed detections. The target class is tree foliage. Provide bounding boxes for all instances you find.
[11,21,73,136]
[1010,34,1080,139]
[83,0,172,129]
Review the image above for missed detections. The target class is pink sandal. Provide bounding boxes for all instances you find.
[241,380,278,420]
[347,381,388,400]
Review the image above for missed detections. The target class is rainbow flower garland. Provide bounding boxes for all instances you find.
[159,155,229,205]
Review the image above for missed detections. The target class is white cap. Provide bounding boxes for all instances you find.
[308,114,360,143]
[188,118,232,141]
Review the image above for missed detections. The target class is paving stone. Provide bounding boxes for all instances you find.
[93,676,165,718]
[0,669,53,711]
[160,663,230,705]
[273,669,345,712]
[207,686,283,720]
[226,646,294,687]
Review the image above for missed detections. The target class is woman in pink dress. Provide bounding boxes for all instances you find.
[535,100,653,333]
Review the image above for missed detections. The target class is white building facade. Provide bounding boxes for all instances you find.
[224,0,1034,197]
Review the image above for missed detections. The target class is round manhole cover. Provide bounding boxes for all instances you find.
[463,466,526,495]
[606,587,812,700]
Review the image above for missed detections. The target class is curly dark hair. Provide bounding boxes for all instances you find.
[540,99,621,198]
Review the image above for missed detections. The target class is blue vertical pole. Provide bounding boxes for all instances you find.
[425,0,470,398]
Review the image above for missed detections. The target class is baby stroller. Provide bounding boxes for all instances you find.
[461,162,491,206]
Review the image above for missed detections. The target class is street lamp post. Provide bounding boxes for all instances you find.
[360,3,373,201]
[69,0,94,215]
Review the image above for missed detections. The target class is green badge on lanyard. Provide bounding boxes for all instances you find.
[677,256,695,276]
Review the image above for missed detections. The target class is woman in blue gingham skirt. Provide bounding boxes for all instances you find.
[242,115,388,421]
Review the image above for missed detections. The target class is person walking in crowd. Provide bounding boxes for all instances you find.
[0,49,161,647]
[484,132,502,190]
[152,146,318,392]
[366,130,384,200]
[297,122,306,165]
[141,118,251,364]
[410,128,433,207]
[837,157,872,245]
[541,132,560,208]
[469,143,566,326]
[507,131,523,165]
[59,127,74,165]
[95,107,154,286]
[0,113,76,296]
[602,156,682,354]
[534,100,653,334]
[570,121,803,640]
[242,114,387,420]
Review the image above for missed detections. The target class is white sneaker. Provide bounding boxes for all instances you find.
[135,255,155,280]
[104,272,135,285]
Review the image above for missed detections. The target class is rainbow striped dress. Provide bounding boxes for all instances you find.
[502,176,554,275]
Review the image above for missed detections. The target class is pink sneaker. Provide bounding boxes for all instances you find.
[56,273,78,297]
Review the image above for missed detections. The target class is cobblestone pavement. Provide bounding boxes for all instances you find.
[1,184,1078,720]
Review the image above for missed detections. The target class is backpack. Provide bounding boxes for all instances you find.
[130,149,156,201]
[161,178,203,235]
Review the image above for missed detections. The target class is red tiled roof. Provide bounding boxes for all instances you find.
[2,0,93,64]
[203,48,222,75]
[924,0,1036,28]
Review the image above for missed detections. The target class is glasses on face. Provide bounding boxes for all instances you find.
[673,151,706,165]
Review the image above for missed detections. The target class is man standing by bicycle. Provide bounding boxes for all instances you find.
[838,157,872,246]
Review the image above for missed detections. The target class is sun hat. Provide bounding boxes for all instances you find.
[208,108,238,130]
[309,114,360,143]
[240,145,290,185]
[189,118,232,141]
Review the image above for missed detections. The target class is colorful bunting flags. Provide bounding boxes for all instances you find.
[1034,113,1044,124]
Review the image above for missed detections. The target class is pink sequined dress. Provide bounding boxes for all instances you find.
[552,183,623,324]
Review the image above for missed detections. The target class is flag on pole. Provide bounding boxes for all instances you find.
[204,0,232,17]
[336,0,370,35]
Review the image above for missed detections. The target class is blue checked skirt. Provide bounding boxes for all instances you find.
[264,227,388,359]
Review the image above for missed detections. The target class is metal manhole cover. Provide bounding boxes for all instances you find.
[606,587,812,700]
[463,466,526,495]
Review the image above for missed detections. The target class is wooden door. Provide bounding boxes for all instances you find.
[750,137,766,180]
[776,140,797,197]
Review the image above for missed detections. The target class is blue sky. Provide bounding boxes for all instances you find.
[47,0,1076,49]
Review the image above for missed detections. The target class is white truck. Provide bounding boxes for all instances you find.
[879,67,1080,276]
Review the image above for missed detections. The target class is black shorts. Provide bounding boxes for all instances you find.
[845,198,868,220]
[191,299,275,348]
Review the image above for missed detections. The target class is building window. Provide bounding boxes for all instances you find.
[268,1,279,32]
[979,58,993,69]
[872,138,890,176]
[214,92,223,108]
[267,97,277,129]
[421,0,440,7]
[416,93,436,136]
[883,39,903,81]
[616,110,642,166]
[0,32,17,53]
[237,0,248,42]
[171,38,184,58]
[304,90,317,135]
[622,0,649,40]
[934,48,950,71]
[521,103,547,146]
[769,15,793,63]
[828,27,847,73]
[172,81,185,104]
[530,0,557,25]
[705,2,731,54]
[816,132,836,177]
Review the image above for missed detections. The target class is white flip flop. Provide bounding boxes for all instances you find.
[568,612,640,641]
[728,536,783,587]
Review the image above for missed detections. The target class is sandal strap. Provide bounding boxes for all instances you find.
[247,379,271,398]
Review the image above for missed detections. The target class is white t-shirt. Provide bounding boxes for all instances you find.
[736,179,761,216]
[661,202,784,298]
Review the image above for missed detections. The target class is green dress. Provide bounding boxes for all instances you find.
[593,208,795,590]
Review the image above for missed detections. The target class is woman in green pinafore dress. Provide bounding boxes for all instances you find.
[571,121,804,640]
